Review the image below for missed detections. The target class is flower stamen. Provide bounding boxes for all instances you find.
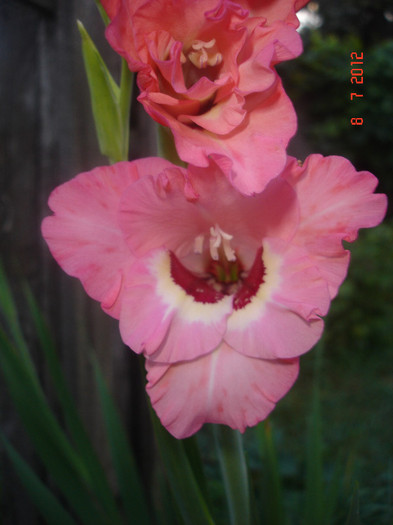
[209,224,236,262]
[187,38,223,69]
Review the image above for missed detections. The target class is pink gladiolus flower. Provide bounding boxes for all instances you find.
[42,154,387,438]
[100,0,303,194]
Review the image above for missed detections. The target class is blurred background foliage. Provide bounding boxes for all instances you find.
[272,1,393,523]
[281,0,393,204]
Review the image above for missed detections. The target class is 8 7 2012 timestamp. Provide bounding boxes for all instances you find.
[350,52,364,126]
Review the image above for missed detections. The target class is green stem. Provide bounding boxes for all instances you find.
[157,124,187,166]
[119,59,133,161]
[213,425,251,525]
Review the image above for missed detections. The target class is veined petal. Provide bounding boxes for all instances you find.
[41,159,172,318]
[119,167,205,258]
[146,343,299,439]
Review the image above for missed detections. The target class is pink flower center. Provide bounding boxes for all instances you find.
[169,225,265,310]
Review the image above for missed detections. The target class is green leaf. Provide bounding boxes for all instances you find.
[183,435,210,505]
[0,261,36,375]
[304,346,325,525]
[77,20,128,163]
[23,285,124,523]
[345,484,361,525]
[0,329,111,525]
[1,436,77,525]
[93,358,151,524]
[257,420,287,525]
[213,425,250,525]
[150,410,215,525]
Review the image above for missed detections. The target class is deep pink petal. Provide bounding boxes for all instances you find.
[167,80,297,194]
[237,22,302,94]
[238,0,308,27]
[146,343,299,438]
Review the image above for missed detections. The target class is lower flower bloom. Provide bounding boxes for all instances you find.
[42,154,387,438]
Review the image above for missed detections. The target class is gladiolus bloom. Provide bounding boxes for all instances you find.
[42,154,387,438]
[100,0,304,193]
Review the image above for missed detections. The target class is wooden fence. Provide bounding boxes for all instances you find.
[0,1,156,522]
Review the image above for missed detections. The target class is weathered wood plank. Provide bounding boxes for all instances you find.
[1,1,156,522]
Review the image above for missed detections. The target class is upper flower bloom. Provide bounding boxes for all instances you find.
[42,154,386,438]
[235,0,309,26]
[100,0,303,193]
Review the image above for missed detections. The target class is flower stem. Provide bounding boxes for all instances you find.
[213,425,251,525]
[119,59,133,161]
[157,124,187,166]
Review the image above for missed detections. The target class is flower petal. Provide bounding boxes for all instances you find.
[119,251,232,362]
[146,343,299,439]
[41,159,172,317]
[225,239,326,359]
[285,155,388,297]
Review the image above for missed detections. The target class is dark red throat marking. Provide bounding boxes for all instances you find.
[233,247,265,310]
[169,251,225,304]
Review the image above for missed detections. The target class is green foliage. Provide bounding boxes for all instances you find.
[325,220,393,364]
[77,21,133,163]
[0,263,149,525]
[281,32,393,199]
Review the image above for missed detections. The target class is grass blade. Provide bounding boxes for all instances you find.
[1,436,77,525]
[23,284,124,523]
[93,358,151,524]
[0,329,112,525]
[257,420,287,525]
[345,483,361,525]
[150,409,215,525]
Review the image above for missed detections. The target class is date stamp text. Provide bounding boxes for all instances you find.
[350,52,364,126]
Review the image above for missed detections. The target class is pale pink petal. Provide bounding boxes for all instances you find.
[287,155,387,241]
[284,155,388,297]
[119,284,174,355]
[41,159,172,318]
[119,251,233,362]
[226,303,323,360]
[186,162,299,263]
[146,343,299,439]
[120,159,299,265]
[119,167,206,258]
[225,239,326,359]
